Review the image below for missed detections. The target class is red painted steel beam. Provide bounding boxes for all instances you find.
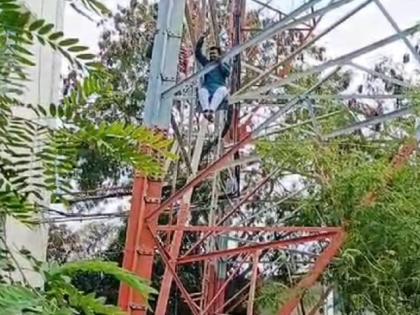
[119,179,163,314]
[182,172,276,257]
[177,232,337,264]
[149,224,201,315]
[119,176,147,311]
[247,251,260,315]
[202,254,250,314]
[157,226,342,233]
[278,230,346,315]
[154,201,192,314]
[146,133,252,221]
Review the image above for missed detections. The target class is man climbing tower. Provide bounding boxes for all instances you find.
[195,33,231,122]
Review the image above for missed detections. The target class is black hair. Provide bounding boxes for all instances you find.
[209,46,222,54]
[152,3,158,19]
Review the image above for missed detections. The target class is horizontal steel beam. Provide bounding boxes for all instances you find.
[176,232,338,264]
[325,107,412,138]
[348,62,410,88]
[157,226,342,233]
[239,93,407,102]
[236,24,420,100]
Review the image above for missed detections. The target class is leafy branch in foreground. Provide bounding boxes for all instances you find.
[0,69,173,221]
[66,0,111,18]
[0,1,162,313]
[0,252,157,315]
[0,0,101,95]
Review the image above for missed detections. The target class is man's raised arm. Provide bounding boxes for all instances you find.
[195,36,209,66]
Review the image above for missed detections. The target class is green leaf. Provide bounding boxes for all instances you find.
[36,105,47,116]
[36,35,45,45]
[12,44,33,56]
[76,53,96,60]
[38,23,54,35]
[0,3,20,10]
[59,38,79,46]
[29,19,45,31]
[55,261,158,298]
[68,45,89,52]
[64,105,73,120]
[49,103,56,117]
[18,12,31,27]
[49,31,64,41]
[16,55,35,66]
[57,105,64,118]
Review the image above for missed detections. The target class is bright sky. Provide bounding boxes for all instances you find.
[63,0,128,54]
[64,0,420,65]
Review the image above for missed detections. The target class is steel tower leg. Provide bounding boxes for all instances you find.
[155,120,208,314]
[119,0,186,313]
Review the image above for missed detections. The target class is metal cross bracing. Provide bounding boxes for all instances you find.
[118,0,420,314]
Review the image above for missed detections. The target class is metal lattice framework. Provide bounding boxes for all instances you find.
[118,0,420,314]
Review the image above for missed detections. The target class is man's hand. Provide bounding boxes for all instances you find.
[197,36,205,46]
[197,31,208,45]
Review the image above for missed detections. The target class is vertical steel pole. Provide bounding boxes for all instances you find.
[144,0,186,129]
[247,251,260,315]
[119,0,186,313]
[119,176,148,311]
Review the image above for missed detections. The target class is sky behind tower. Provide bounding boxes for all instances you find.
[64,0,420,66]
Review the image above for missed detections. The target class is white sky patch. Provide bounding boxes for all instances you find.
[316,0,420,62]
[63,0,129,54]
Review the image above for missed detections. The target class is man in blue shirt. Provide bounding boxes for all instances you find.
[195,34,231,122]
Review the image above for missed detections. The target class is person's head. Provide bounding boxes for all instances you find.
[209,46,222,61]
[151,3,158,19]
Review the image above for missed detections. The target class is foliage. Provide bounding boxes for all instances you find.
[60,2,158,191]
[0,250,156,315]
[259,127,420,314]
[254,31,420,312]
[47,224,85,264]
[255,281,320,315]
[0,0,102,94]
[0,0,173,216]
[66,0,111,18]
[90,1,156,124]
[69,223,126,305]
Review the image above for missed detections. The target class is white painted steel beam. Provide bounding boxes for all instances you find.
[235,25,420,101]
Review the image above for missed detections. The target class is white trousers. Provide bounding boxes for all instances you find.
[198,86,228,112]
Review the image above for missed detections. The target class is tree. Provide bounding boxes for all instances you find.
[257,53,420,314]
[61,1,158,194]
